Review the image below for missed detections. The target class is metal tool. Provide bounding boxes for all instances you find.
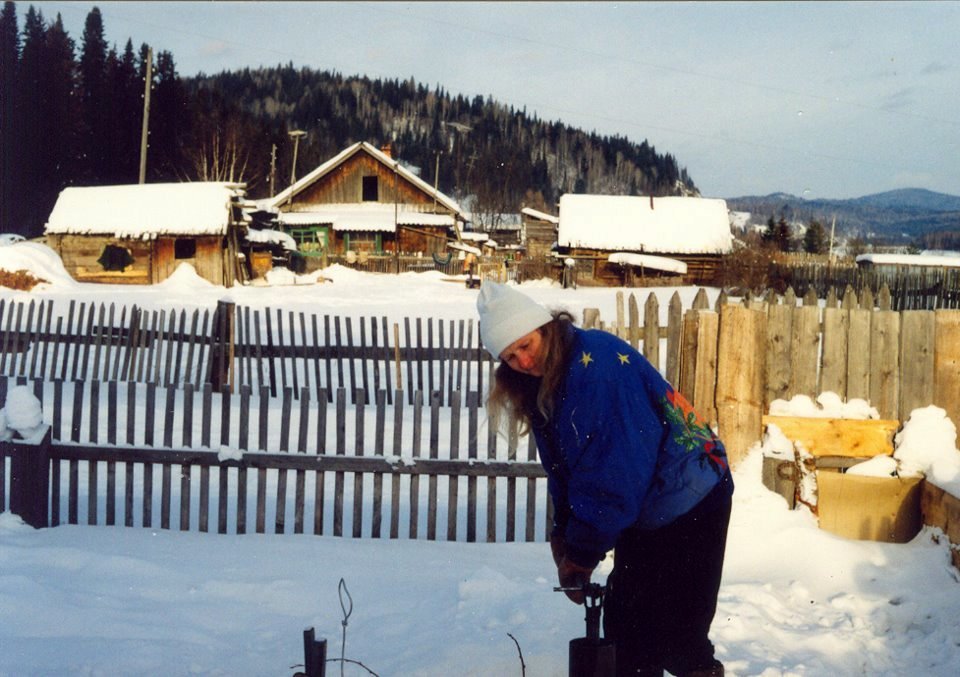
[554,583,616,677]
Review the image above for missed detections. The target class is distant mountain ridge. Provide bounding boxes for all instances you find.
[725,188,960,243]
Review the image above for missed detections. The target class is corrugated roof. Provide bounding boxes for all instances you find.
[558,194,733,254]
[45,183,246,238]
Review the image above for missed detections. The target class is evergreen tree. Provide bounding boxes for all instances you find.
[0,1,20,232]
[78,6,107,181]
[803,219,828,254]
[149,49,187,180]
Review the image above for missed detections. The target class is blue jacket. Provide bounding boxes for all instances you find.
[533,327,730,568]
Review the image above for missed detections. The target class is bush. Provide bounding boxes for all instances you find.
[0,268,48,291]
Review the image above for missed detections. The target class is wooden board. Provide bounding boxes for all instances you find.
[934,310,960,430]
[762,415,899,458]
[899,310,936,417]
[716,304,765,467]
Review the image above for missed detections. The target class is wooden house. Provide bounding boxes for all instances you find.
[521,206,559,259]
[44,182,248,286]
[268,142,466,261]
[556,194,733,285]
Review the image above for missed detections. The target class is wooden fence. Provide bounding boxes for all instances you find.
[771,261,960,310]
[0,375,551,542]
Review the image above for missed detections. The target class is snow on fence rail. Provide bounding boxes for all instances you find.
[0,375,552,543]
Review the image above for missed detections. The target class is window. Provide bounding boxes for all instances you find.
[97,244,134,271]
[362,176,379,202]
[175,238,196,259]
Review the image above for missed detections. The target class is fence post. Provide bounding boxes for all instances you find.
[209,300,236,392]
[7,425,52,528]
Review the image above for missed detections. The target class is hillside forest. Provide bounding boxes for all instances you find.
[0,3,696,238]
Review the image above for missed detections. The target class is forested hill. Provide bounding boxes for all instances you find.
[185,65,697,218]
[1,2,693,236]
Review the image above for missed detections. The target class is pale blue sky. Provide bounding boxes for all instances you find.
[21,1,960,200]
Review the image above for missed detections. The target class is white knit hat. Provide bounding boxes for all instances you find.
[476,281,553,357]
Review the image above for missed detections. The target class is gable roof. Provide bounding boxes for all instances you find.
[557,194,733,255]
[270,141,464,218]
[521,207,559,224]
[45,182,246,239]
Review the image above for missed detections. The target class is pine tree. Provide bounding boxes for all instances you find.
[0,1,20,232]
[803,219,827,254]
[79,6,108,181]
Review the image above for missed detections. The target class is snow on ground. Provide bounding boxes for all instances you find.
[2,247,960,675]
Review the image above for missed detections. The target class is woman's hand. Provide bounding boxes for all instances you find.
[557,556,595,605]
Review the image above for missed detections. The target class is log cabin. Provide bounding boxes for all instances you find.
[267,142,467,263]
[44,182,248,286]
[556,194,733,286]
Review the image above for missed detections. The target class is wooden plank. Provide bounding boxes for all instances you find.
[643,293,659,369]
[692,311,719,430]
[820,307,849,398]
[314,387,328,536]
[88,381,99,525]
[762,415,899,457]
[678,310,699,403]
[237,385,251,535]
[870,310,901,420]
[353,388,366,538]
[765,302,793,407]
[161,461,172,529]
[125,381,135,527]
[294,386,310,535]
[334,387,346,537]
[665,292,683,388]
[371,389,386,539]
[219,387,231,534]
[846,309,872,401]
[466,391,479,543]
[525,432,537,542]
[934,310,960,429]
[716,304,766,467]
[390,389,403,540]
[789,304,820,399]
[447,390,461,542]
[427,390,441,540]
[506,428,517,543]
[486,395,498,543]
[106,381,118,526]
[899,310,936,417]
[409,390,423,538]
[199,384,212,532]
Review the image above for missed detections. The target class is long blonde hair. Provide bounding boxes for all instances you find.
[486,310,576,437]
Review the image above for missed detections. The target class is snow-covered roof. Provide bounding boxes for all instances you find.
[276,204,456,232]
[557,194,733,255]
[459,231,490,243]
[607,252,688,275]
[246,228,297,251]
[856,253,960,268]
[270,142,464,218]
[45,183,246,239]
[520,207,559,224]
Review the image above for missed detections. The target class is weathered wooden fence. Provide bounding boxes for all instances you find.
[771,261,960,310]
[0,375,551,542]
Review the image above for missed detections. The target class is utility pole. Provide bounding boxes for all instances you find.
[433,150,442,211]
[269,144,277,196]
[829,214,836,263]
[138,46,153,184]
[286,129,306,206]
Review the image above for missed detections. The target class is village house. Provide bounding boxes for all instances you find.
[44,182,248,287]
[266,142,467,267]
[556,194,733,285]
[520,206,559,259]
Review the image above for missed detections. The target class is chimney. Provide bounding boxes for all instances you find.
[380,143,392,158]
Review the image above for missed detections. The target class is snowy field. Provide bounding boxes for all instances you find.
[2,242,960,676]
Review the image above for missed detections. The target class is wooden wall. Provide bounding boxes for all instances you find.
[49,234,152,285]
[153,236,225,286]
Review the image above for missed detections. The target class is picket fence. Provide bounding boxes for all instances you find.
[0,375,552,542]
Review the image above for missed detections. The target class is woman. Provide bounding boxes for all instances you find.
[477,281,732,677]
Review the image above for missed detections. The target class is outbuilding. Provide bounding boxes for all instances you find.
[44,182,248,286]
[556,194,733,285]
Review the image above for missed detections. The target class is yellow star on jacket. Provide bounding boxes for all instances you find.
[580,351,593,367]
[617,352,630,365]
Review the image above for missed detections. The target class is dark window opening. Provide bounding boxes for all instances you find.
[175,238,197,259]
[362,176,379,202]
[97,244,135,272]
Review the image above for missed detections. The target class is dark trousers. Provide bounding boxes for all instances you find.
[603,472,733,676]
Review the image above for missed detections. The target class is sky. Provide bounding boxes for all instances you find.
[17,1,960,201]
[3,241,960,674]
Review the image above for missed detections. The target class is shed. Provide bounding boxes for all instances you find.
[268,142,467,261]
[44,182,248,286]
[557,194,733,285]
[521,206,559,259]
